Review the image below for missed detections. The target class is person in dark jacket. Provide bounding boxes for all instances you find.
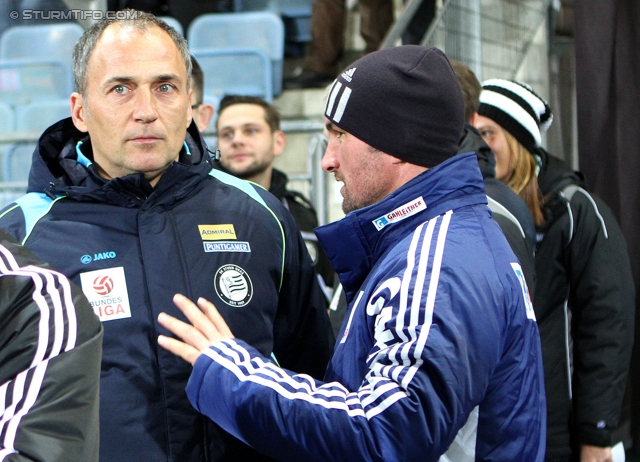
[0,11,334,462]
[327,60,539,339]
[188,55,215,134]
[157,45,546,461]
[475,78,635,462]
[214,94,335,298]
[0,229,103,462]
[452,60,536,292]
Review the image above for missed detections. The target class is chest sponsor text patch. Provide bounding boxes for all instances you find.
[372,196,426,231]
[199,224,237,240]
[204,241,251,253]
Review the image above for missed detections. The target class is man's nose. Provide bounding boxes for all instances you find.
[133,89,159,123]
[321,140,337,173]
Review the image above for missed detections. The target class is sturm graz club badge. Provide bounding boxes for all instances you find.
[214,264,253,307]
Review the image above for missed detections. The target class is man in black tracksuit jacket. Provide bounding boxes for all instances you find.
[0,13,333,461]
[0,229,103,461]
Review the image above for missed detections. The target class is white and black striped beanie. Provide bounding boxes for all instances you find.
[478,79,553,154]
[324,45,464,168]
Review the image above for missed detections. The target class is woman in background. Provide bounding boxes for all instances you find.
[475,78,634,462]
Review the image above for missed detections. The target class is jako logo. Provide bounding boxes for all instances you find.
[93,275,114,296]
[81,251,117,264]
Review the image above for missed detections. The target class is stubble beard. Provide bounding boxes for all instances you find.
[223,157,270,180]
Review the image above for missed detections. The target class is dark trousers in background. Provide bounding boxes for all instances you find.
[303,0,394,76]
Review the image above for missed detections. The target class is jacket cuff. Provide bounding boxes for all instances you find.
[577,423,612,448]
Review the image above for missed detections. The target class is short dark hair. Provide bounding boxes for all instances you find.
[190,55,204,105]
[73,9,191,96]
[217,95,280,132]
[450,60,481,124]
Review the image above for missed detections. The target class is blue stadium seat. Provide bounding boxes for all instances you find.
[3,99,72,185]
[15,98,71,133]
[3,143,34,184]
[0,23,83,80]
[192,48,273,103]
[0,102,16,190]
[0,59,73,106]
[237,0,312,57]
[187,12,284,96]
[158,16,184,36]
[0,102,14,133]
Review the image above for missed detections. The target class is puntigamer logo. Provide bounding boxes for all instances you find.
[198,224,237,241]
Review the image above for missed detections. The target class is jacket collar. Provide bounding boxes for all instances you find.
[268,168,288,201]
[534,147,585,195]
[28,118,213,207]
[315,152,487,302]
[458,124,496,179]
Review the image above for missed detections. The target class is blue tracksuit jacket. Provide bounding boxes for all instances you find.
[185,153,546,461]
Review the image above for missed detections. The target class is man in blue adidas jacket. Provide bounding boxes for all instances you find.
[0,11,333,461]
[159,45,547,461]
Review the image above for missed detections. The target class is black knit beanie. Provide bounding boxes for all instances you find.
[324,45,464,168]
[477,79,553,154]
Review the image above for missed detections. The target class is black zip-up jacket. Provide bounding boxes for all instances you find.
[268,168,335,293]
[0,229,103,461]
[0,119,334,461]
[534,148,634,456]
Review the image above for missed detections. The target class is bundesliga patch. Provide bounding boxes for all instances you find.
[372,196,426,231]
[204,241,251,253]
[214,264,253,307]
[199,224,237,241]
[79,266,132,322]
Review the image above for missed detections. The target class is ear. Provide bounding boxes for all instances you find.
[272,130,286,157]
[470,112,479,126]
[70,92,88,132]
[195,103,215,133]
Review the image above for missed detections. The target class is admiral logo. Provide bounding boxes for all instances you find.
[199,224,237,241]
[372,196,427,231]
[79,267,132,322]
[341,67,356,82]
[214,264,253,307]
[204,241,251,253]
[80,251,117,264]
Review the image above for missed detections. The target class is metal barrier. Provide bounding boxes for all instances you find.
[280,120,328,226]
[382,0,551,80]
